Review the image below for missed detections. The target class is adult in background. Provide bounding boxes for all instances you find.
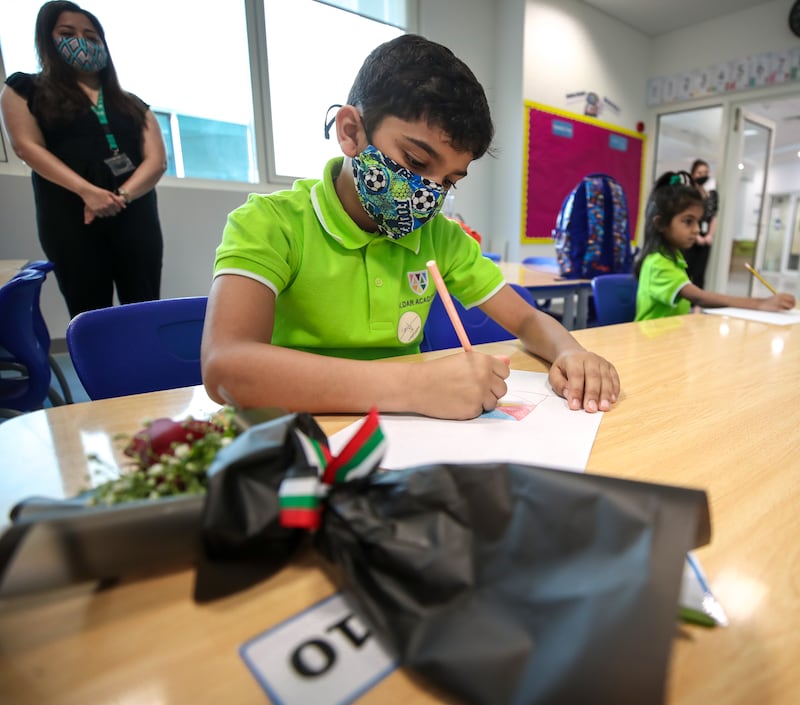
[683,158,718,289]
[0,0,166,318]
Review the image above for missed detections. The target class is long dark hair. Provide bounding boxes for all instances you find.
[32,1,145,128]
[633,171,704,278]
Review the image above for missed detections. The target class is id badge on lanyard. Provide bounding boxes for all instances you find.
[92,88,136,178]
[104,152,136,176]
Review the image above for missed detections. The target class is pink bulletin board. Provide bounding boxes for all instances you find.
[521,102,646,244]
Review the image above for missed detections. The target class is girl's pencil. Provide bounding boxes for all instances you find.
[744,262,778,295]
[426,260,472,351]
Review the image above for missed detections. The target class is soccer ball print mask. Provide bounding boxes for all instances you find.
[351,145,446,240]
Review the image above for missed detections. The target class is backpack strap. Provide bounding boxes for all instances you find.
[582,176,606,277]
[607,178,631,272]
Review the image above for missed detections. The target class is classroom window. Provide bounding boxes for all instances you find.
[261,0,406,180]
[0,0,410,184]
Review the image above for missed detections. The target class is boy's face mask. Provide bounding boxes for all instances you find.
[351,145,446,240]
[54,36,108,73]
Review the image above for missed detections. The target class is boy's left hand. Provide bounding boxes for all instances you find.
[548,350,620,413]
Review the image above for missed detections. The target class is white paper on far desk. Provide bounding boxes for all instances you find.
[329,370,603,472]
[702,307,800,325]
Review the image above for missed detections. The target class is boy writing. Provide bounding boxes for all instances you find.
[201,34,620,419]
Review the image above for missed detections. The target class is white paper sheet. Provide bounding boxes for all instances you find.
[702,307,800,326]
[329,370,603,472]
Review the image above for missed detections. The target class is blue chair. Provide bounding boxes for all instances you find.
[483,252,501,263]
[420,283,537,352]
[11,260,73,405]
[0,268,68,414]
[521,255,559,269]
[590,274,637,326]
[66,296,208,400]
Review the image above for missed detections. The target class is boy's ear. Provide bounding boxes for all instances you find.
[335,105,368,157]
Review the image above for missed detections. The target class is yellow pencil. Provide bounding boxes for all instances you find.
[744,262,778,295]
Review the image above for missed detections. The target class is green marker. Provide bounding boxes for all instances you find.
[678,606,717,628]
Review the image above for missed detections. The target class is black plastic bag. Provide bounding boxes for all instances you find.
[196,412,711,705]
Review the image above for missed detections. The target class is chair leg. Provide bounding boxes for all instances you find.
[48,354,74,404]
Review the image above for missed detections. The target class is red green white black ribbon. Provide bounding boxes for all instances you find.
[279,407,386,530]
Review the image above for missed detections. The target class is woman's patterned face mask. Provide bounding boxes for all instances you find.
[54,36,108,73]
[351,145,446,240]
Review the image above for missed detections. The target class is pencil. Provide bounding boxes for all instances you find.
[426,260,472,351]
[744,262,778,295]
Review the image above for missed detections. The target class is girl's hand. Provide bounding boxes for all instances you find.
[548,350,620,413]
[759,293,797,311]
[412,352,510,419]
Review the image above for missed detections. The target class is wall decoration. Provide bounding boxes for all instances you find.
[521,102,645,244]
[647,44,800,107]
[565,91,621,118]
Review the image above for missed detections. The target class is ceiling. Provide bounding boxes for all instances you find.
[580,0,773,36]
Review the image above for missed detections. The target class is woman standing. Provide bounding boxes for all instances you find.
[683,158,719,289]
[1,1,166,318]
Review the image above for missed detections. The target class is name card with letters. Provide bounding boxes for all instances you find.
[241,592,397,705]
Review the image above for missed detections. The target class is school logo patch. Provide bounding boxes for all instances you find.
[407,270,428,296]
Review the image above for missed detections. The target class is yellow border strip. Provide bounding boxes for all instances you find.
[521,101,646,245]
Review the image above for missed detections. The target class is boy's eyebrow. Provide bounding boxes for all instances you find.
[405,135,469,177]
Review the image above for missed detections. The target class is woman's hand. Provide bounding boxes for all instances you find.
[82,186,126,224]
[548,349,620,413]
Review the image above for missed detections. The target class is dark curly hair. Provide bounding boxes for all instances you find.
[31,1,145,129]
[346,34,494,160]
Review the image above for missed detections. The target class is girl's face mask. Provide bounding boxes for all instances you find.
[351,145,447,240]
[54,35,108,73]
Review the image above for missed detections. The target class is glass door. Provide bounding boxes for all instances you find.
[718,109,776,296]
[759,193,798,278]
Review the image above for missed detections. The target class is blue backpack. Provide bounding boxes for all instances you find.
[552,173,633,279]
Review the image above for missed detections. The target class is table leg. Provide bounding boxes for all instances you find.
[575,287,590,329]
[562,292,577,330]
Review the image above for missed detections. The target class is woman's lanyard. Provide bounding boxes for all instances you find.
[89,87,119,154]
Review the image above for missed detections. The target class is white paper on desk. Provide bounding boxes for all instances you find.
[702,307,800,325]
[329,370,603,472]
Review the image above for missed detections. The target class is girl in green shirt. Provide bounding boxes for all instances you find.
[634,172,794,321]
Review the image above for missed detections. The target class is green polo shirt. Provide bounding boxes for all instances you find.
[214,157,505,359]
[635,250,692,321]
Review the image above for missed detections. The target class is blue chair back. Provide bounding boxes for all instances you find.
[522,256,559,269]
[483,252,501,263]
[420,284,537,352]
[591,274,637,326]
[0,269,53,411]
[66,296,208,400]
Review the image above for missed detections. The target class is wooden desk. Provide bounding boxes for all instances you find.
[0,259,29,287]
[1,314,799,705]
[497,261,591,330]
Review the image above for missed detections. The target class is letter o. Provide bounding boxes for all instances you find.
[290,638,336,677]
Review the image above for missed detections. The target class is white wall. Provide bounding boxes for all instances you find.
[516,0,651,260]
[650,0,797,75]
